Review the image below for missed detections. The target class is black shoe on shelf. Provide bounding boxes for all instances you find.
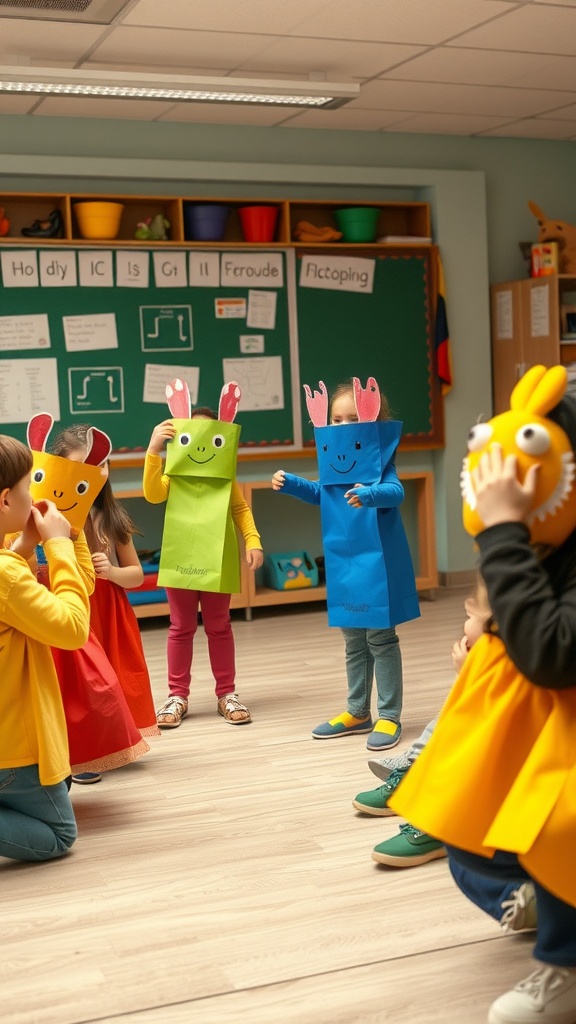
[21,209,63,238]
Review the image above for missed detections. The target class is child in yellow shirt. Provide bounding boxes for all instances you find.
[0,435,90,862]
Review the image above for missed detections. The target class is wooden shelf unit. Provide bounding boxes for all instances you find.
[0,191,432,249]
[491,274,576,413]
[115,470,437,619]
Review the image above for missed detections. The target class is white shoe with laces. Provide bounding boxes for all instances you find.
[500,882,538,934]
[488,964,576,1023]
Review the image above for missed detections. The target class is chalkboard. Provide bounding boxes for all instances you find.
[0,247,294,452]
[0,244,441,454]
[296,247,443,448]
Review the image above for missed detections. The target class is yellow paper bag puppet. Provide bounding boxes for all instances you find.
[390,365,576,908]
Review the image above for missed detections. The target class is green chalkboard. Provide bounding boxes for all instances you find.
[296,247,443,448]
[0,244,441,455]
[0,247,294,453]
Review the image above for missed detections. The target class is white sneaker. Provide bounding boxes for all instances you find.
[368,750,412,781]
[488,965,576,1023]
[500,882,538,934]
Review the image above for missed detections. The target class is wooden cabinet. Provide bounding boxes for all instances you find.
[491,275,576,413]
[0,191,432,249]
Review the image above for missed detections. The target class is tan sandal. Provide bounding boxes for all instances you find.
[156,696,188,728]
[217,693,252,725]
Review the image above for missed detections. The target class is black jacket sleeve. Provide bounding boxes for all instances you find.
[476,522,576,689]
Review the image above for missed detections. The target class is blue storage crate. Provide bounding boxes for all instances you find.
[264,551,319,591]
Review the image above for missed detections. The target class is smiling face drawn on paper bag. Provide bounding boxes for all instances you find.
[164,378,241,481]
[305,376,400,486]
[27,413,112,532]
[461,365,576,547]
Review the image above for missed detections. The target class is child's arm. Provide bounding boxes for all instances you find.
[473,445,576,688]
[92,536,144,590]
[72,530,96,595]
[5,501,90,649]
[271,471,321,505]
[142,419,175,503]
[344,462,404,509]
[231,482,263,571]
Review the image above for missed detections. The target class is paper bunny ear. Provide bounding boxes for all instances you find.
[84,427,112,467]
[27,413,54,452]
[166,378,191,418]
[304,381,328,428]
[353,377,380,422]
[219,381,241,423]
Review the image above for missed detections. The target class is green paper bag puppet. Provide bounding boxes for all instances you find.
[158,378,242,593]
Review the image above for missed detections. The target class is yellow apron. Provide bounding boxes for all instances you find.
[390,632,576,907]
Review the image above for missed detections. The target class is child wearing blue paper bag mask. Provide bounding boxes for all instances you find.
[272,377,420,749]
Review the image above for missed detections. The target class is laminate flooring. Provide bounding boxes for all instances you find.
[2,590,535,1024]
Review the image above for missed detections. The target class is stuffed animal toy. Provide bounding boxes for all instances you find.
[134,214,170,241]
[528,201,576,273]
[156,378,243,593]
[0,207,10,237]
[27,413,112,533]
[461,364,576,548]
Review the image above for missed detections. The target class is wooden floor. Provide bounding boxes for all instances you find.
[3,589,536,1024]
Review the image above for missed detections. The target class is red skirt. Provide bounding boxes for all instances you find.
[89,577,159,737]
[53,628,150,775]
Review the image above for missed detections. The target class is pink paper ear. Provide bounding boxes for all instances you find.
[166,378,191,418]
[303,381,328,428]
[84,427,112,467]
[354,377,380,422]
[219,381,241,423]
[27,413,54,452]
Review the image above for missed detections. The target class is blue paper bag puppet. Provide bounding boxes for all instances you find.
[279,377,420,629]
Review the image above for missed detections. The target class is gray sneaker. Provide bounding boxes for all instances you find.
[500,881,537,934]
[368,750,412,781]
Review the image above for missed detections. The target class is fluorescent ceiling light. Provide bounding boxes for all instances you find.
[0,66,359,108]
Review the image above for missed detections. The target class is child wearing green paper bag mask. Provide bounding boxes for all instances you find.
[144,383,263,728]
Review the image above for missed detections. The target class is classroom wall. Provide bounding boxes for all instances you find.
[2,115,576,576]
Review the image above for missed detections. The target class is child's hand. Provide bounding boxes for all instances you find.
[20,506,42,549]
[148,419,176,455]
[31,500,71,542]
[272,470,285,491]
[452,636,469,671]
[472,444,539,529]
[92,551,112,579]
[344,484,365,508]
[246,548,264,571]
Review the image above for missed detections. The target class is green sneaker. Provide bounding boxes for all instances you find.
[352,765,409,816]
[371,823,447,867]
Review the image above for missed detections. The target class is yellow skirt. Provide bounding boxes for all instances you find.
[390,632,576,907]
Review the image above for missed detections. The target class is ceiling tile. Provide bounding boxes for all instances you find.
[481,118,576,138]
[0,94,42,114]
[121,0,334,35]
[351,78,576,117]
[88,25,281,71]
[448,4,576,53]
[284,0,512,44]
[384,111,519,135]
[282,107,405,130]
[0,17,103,60]
[236,38,425,79]
[382,46,576,91]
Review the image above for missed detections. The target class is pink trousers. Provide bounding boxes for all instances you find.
[165,587,235,700]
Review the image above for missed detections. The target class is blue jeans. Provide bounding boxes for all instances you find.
[449,857,522,922]
[446,845,576,967]
[341,627,402,721]
[0,765,77,863]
